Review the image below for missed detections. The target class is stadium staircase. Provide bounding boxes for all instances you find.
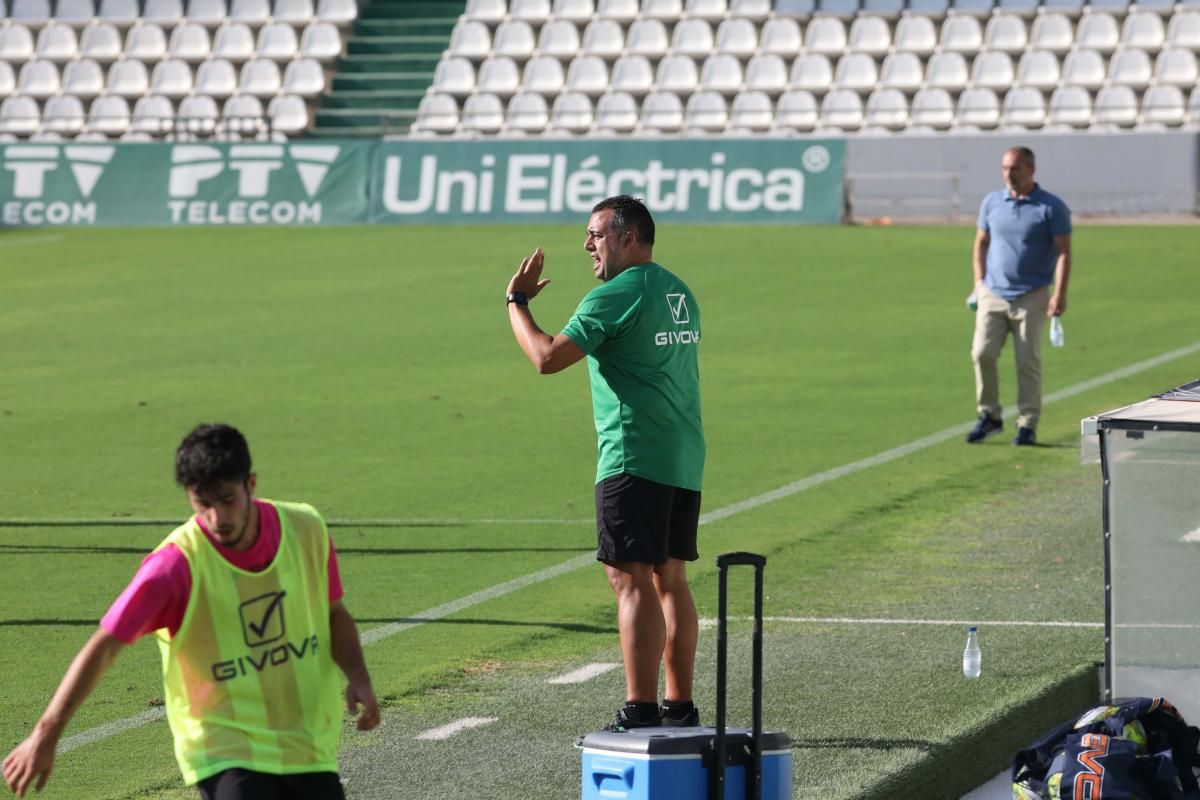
[311,0,465,137]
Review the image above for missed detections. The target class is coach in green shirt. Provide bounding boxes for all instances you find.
[506,195,705,732]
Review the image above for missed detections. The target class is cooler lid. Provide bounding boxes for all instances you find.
[579,726,792,756]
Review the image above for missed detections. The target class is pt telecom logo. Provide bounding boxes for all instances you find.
[1,145,115,226]
[168,144,340,225]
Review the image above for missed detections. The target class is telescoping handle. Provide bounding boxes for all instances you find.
[711,552,766,800]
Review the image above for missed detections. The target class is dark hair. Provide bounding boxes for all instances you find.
[1008,146,1036,168]
[592,195,655,246]
[174,423,252,490]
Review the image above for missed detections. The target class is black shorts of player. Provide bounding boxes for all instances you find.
[595,473,701,565]
[196,768,345,800]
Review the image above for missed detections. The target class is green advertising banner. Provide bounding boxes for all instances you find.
[0,139,845,227]
[369,138,845,225]
[0,141,371,226]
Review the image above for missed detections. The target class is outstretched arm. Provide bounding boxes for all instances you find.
[3,629,126,798]
[507,248,586,375]
[329,600,380,732]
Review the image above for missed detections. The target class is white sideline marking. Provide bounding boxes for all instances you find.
[59,708,166,753]
[699,616,1104,629]
[0,235,62,248]
[415,717,498,741]
[548,663,620,684]
[47,341,1200,753]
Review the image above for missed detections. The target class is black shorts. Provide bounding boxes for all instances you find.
[595,473,701,565]
[196,768,345,800]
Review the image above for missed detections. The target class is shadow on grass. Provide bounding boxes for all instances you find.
[0,619,97,627]
[358,617,617,635]
[792,737,937,752]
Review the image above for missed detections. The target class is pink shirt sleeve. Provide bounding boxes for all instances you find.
[100,544,191,644]
[328,538,344,603]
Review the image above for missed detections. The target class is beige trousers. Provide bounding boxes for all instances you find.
[971,283,1049,431]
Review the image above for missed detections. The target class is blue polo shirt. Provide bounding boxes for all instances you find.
[977,184,1072,300]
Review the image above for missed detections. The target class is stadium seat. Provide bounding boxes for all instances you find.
[864,87,907,128]
[847,16,890,53]
[956,87,1000,127]
[642,0,683,20]
[142,0,185,24]
[1029,13,1074,51]
[448,21,491,61]
[610,54,654,94]
[625,19,669,57]
[411,93,458,134]
[131,93,175,133]
[476,56,521,96]
[819,88,862,128]
[267,93,307,134]
[509,0,552,22]
[125,22,167,61]
[816,0,859,19]
[1015,50,1061,88]
[0,62,14,96]
[461,92,505,133]
[1121,11,1164,49]
[595,0,639,22]
[150,58,193,97]
[655,54,698,93]
[105,58,148,97]
[194,57,237,96]
[552,0,594,24]
[879,52,923,92]
[1188,87,1200,127]
[715,18,758,56]
[299,22,340,61]
[61,57,103,97]
[564,55,609,95]
[97,0,137,26]
[581,19,624,59]
[970,51,1015,89]
[229,0,269,26]
[743,54,788,94]
[314,0,355,26]
[176,93,218,133]
[939,14,983,51]
[984,13,1027,52]
[909,87,954,127]
[1001,86,1045,126]
[41,94,85,134]
[640,90,684,132]
[925,51,969,89]
[522,54,565,94]
[1092,84,1137,125]
[699,53,742,95]
[546,91,593,132]
[272,0,313,24]
[220,93,264,134]
[35,22,78,61]
[493,21,537,61]
[1107,48,1151,87]
[464,0,506,25]
[804,16,846,53]
[257,22,299,61]
[835,52,878,92]
[11,0,50,27]
[0,24,36,61]
[759,17,803,56]
[281,57,322,95]
[1153,48,1198,87]
[185,0,227,27]
[211,22,254,61]
[1166,12,1200,49]
[670,19,713,57]
[906,0,949,15]
[1075,12,1119,52]
[789,53,833,94]
[774,89,819,129]
[683,90,726,132]
[54,0,96,27]
[892,15,937,54]
[862,0,904,17]
[0,95,40,135]
[18,58,59,97]
[1046,85,1091,125]
[592,90,638,132]
[169,21,211,61]
[686,0,728,19]
[87,94,130,134]
[1139,84,1185,125]
[729,90,773,130]
[431,56,475,96]
[536,20,579,60]
[1061,49,1106,88]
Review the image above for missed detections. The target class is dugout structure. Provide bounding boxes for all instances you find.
[1082,380,1200,723]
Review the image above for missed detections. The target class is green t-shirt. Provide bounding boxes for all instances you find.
[561,262,705,491]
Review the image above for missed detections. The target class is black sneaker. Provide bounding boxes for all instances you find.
[602,703,662,733]
[966,413,1003,443]
[1013,427,1037,446]
[660,703,701,727]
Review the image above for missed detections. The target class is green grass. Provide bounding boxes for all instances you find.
[1,225,1198,799]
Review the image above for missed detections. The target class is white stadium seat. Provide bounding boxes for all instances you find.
[775,89,819,130]
[552,0,594,24]
[97,0,138,26]
[461,92,505,134]
[1001,86,1045,126]
[464,0,505,24]
[595,0,638,21]
[299,22,341,62]
[864,87,907,128]
[1153,48,1198,87]
[565,55,609,95]
[0,95,41,135]
[105,58,147,97]
[1075,12,1119,53]
[729,0,772,17]
[684,90,727,132]
[625,19,669,57]
[35,22,78,61]
[62,58,103,97]
[715,18,758,57]
[273,0,314,26]
[610,54,653,94]
[42,94,85,134]
[257,22,299,61]
[580,19,625,60]
[509,0,552,22]
[87,94,130,134]
[186,0,228,27]
[1107,48,1152,88]
[238,58,281,97]
[847,15,890,53]
[411,93,458,134]
[536,20,579,60]
[834,52,877,92]
[448,20,491,61]
[1015,50,1061,88]
[699,54,742,95]
[1047,85,1091,126]
[893,15,937,54]
[0,24,36,61]
[267,94,307,134]
[879,52,923,92]
[522,55,565,94]
[1029,13,1074,52]
[743,54,788,94]
[492,21,536,61]
[194,57,237,96]
[17,58,59,97]
[431,56,475,96]
[759,18,803,56]
[476,56,521,96]
[220,94,264,134]
[593,91,638,132]
[654,54,698,93]
[925,51,968,89]
[1121,11,1165,49]
[1092,84,1137,126]
[142,0,185,25]
[131,94,176,133]
[11,0,50,28]
[176,93,218,134]
[910,87,954,127]
[804,17,846,54]
[1166,12,1200,49]
[642,0,683,20]
[970,51,1014,89]
[505,92,549,133]
[281,57,323,95]
[729,90,773,130]
[124,22,167,61]
[789,53,833,94]
[150,58,193,97]
[984,13,1028,52]
[211,22,254,61]
[315,0,355,26]
[54,0,96,27]
[640,90,684,132]
[169,22,212,61]
[1061,49,1106,88]
[670,19,713,58]
[686,0,728,20]
[820,88,863,129]
[956,87,1000,127]
[547,91,593,133]
[1139,84,1185,126]
[939,14,983,51]
[78,22,121,62]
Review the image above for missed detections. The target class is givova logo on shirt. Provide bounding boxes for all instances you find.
[0,144,114,225]
[210,590,321,682]
[655,293,700,346]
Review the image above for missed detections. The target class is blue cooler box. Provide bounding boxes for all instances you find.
[580,726,793,800]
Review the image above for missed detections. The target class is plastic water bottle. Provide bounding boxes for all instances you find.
[1049,316,1064,348]
[963,627,981,679]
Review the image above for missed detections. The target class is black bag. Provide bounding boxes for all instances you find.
[1012,697,1200,800]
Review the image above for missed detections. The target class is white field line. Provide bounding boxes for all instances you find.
[698,616,1104,629]
[414,717,498,741]
[43,341,1200,753]
[0,517,593,528]
[0,235,63,248]
[59,708,165,754]
[548,663,620,684]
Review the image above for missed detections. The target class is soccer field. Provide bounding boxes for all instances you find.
[1,224,1197,799]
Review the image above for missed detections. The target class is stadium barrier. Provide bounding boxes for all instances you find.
[0,138,845,227]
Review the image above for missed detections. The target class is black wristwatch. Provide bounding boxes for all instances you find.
[506,292,529,306]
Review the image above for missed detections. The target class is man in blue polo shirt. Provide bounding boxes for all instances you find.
[966,146,1072,447]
